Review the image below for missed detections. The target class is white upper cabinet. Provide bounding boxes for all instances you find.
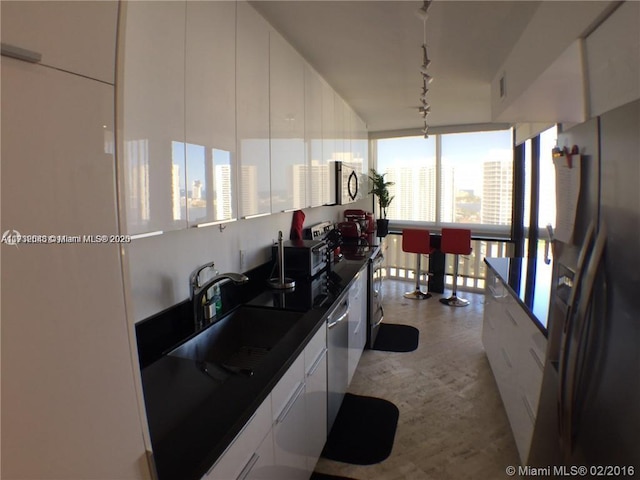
[0,0,118,84]
[185,1,237,226]
[270,31,306,213]
[237,1,271,218]
[334,94,346,162]
[119,1,187,235]
[353,113,369,176]
[305,65,328,208]
[1,56,149,480]
[321,78,336,204]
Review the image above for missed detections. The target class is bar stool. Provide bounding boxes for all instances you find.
[402,229,433,300]
[439,228,472,307]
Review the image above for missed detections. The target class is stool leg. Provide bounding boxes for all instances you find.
[439,254,469,307]
[404,253,431,300]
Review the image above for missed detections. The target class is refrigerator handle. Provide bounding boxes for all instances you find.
[557,221,596,449]
[559,224,607,461]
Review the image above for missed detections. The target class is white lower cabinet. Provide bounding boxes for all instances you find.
[348,270,367,384]
[204,395,273,480]
[304,327,328,471]
[206,325,327,479]
[482,267,548,463]
[272,353,308,479]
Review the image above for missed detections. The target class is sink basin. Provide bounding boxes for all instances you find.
[168,306,302,373]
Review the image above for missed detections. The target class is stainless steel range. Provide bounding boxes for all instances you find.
[306,221,384,349]
[368,246,384,348]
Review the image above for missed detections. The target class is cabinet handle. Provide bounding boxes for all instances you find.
[276,382,305,425]
[130,230,163,240]
[1,43,42,63]
[522,395,536,425]
[243,212,270,220]
[236,452,260,480]
[501,347,513,369]
[529,347,544,372]
[505,309,518,327]
[306,347,327,377]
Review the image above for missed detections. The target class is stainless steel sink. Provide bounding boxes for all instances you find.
[168,306,302,376]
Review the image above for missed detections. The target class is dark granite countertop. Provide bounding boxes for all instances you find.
[484,256,553,335]
[140,248,377,480]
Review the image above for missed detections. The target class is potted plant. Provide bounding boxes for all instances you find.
[368,168,394,237]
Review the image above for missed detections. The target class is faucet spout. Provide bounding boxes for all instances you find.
[191,268,249,329]
[192,272,249,300]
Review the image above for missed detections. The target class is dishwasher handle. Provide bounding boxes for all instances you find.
[327,299,349,329]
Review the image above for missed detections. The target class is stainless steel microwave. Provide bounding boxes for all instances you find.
[329,160,362,205]
[272,239,328,278]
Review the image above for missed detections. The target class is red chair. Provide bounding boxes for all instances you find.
[402,229,434,300]
[439,228,472,307]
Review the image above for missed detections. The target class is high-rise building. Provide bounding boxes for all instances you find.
[171,163,182,221]
[125,139,150,224]
[214,164,232,219]
[481,157,513,225]
[239,165,259,214]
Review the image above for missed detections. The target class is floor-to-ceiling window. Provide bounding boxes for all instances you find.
[522,125,558,257]
[374,128,513,290]
[375,128,513,236]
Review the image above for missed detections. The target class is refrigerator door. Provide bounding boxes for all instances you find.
[558,225,607,461]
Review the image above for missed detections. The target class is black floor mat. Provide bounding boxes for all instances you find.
[321,393,399,465]
[371,323,419,352]
[311,473,359,480]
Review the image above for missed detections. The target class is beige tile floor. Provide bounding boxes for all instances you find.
[314,279,522,480]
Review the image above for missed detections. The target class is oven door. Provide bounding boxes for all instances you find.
[368,251,385,348]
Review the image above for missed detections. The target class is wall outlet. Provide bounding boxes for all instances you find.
[239,249,246,269]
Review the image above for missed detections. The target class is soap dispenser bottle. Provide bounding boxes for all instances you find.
[203,269,220,321]
[212,282,222,316]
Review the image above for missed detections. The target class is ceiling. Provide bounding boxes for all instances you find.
[251,1,542,133]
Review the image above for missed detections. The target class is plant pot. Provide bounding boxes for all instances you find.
[376,219,389,237]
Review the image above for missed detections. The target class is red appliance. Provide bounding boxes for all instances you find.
[344,209,375,235]
[337,221,361,239]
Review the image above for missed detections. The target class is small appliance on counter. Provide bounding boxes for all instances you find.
[271,237,327,279]
[337,221,361,239]
[344,209,375,236]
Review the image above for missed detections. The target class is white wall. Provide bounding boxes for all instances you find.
[585,1,640,117]
[126,198,371,322]
[491,2,614,122]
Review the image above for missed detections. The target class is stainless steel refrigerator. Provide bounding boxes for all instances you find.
[528,100,640,475]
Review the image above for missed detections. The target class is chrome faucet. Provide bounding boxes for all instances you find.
[190,263,249,328]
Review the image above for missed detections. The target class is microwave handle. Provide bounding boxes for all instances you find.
[347,170,358,201]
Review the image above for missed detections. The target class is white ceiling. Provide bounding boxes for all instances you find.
[251,0,542,133]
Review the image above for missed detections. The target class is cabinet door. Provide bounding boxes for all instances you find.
[353,114,368,175]
[1,57,148,479]
[334,94,345,161]
[1,0,117,84]
[185,1,237,226]
[348,271,367,384]
[119,0,187,235]
[269,31,306,213]
[305,327,328,472]
[236,1,271,218]
[271,354,307,479]
[204,395,272,480]
[246,431,277,480]
[321,78,336,205]
[305,65,326,208]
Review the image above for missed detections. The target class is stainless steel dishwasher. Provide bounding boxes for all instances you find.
[326,295,349,431]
